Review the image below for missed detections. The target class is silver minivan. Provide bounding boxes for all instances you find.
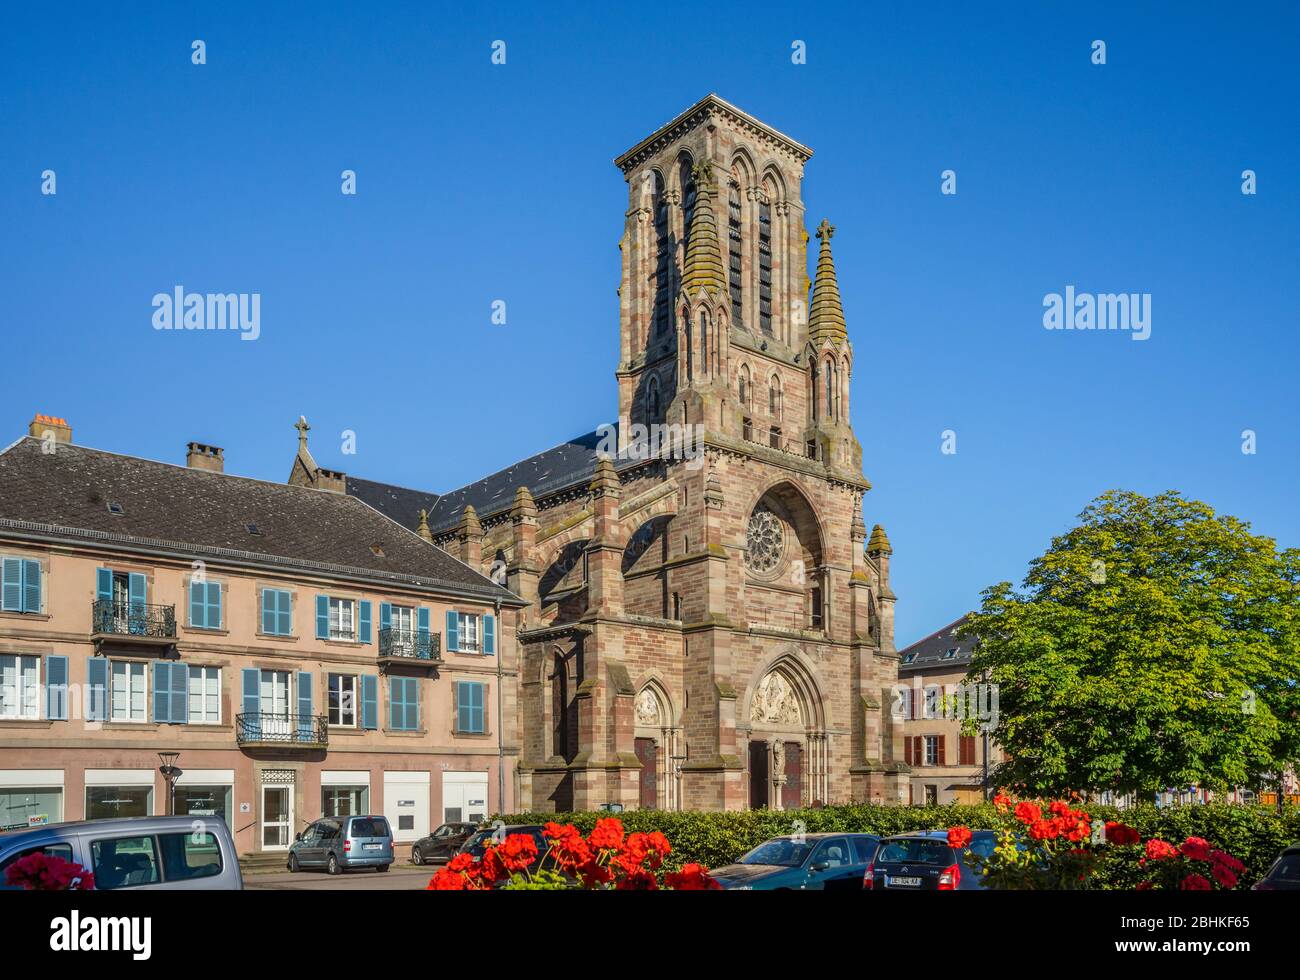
[0,816,243,890]
[288,815,393,874]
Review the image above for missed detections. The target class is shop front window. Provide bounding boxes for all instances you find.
[322,786,368,818]
[0,788,63,831]
[86,786,153,820]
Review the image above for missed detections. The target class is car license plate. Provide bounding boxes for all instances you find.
[887,875,921,887]
[364,843,381,850]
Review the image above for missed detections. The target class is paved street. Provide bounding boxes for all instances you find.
[245,863,435,891]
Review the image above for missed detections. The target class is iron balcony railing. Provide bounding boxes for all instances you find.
[91,599,177,639]
[378,627,442,661]
[235,712,329,747]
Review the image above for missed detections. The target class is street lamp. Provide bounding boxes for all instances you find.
[158,752,182,816]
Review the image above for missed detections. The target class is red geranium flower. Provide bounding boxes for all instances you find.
[1105,821,1140,846]
[1145,839,1178,862]
[1180,873,1212,891]
[588,817,625,852]
[615,868,659,890]
[1210,849,1245,873]
[993,792,1012,810]
[947,826,973,850]
[498,833,539,873]
[1014,801,1042,825]
[3,852,94,891]
[1028,818,1059,841]
[1180,837,1212,862]
[427,867,468,890]
[1210,864,1238,889]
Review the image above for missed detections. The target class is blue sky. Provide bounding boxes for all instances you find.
[1,2,1297,645]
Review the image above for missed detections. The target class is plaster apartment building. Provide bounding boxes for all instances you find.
[0,416,523,857]
[896,615,1002,805]
[315,95,910,812]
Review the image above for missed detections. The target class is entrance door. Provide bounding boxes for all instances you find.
[635,738,658,809]
[260,671,291,738]
[748,741,769,809]
[261,786,293,850]
[782,742,803,809]
[441,772,488,825]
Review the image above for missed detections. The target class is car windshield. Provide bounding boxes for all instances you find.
[739,839,815,867]
[350,818,389,838]
[877,839,953,865]
[1271,855,1300,882]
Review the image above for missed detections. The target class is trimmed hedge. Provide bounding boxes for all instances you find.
[500,803,1300,888]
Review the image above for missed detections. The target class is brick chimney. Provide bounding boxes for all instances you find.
[186,442,225,473]
[28,414,71,444]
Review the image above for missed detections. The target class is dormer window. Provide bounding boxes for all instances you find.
[902,653,916,665]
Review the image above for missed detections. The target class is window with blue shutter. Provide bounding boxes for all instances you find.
[1,558,41,613]
[241,668,261,739]
[297,671,313,739]
[417,607,430,644]
[446,610,459,652]
[483,614,495,655]
[189,579,221,629]
[358,601,372,644]
[456,681,485,734]
[87,657,108,721]
[315,595,329,640]
[262,589,292,635]
[390,677,419,731]
[45,655,68,720]
[151,662,189,724]
[360,674,378,730]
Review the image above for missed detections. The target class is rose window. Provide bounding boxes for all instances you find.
[746,506,784,573]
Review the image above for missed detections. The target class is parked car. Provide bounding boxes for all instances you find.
[864,830,998,890]
[410,822,479,866]
[458,823,550,861]
[1252,843,1300,890]
[709,833,881,890]
[288,815,393,874]
[456,823,569,887]
[0,815,243,890]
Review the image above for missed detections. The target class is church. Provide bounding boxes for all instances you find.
[308,94,907,812]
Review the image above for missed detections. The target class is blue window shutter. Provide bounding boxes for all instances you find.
[361,674,378,730]
[170,663,188,724]
[96,567,113,602]
[380,602,392,632]
[483,614,495,655]
[389,678,402,730]
[128,571,146,608]
[1,558,21,611]
[87,657,108,721]
[297,671,312,739]
[418,607,430,643]
[446,610,459,652]
[456,681,469,733]
[261,589,274,634]
[359,600,372,644]
[472,682,484,733]
[153,661,170,723]
[208,582,222,629]
[45,655,68,720]
[405,679,418,730]
[189,580,204,627]
[22,560,42,614]
[278,591,292,636]
[315,595,329,640]
[242,668,261,737]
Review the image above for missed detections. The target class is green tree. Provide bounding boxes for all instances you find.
[962,490,1300,797]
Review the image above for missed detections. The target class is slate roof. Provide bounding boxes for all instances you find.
[898,615,975,674]
[348,426,623,536]
[0,436,518,602]
[343,474,440,535]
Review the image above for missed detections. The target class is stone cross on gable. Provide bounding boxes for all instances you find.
[295,415,311,448]
[816,218,835,242]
